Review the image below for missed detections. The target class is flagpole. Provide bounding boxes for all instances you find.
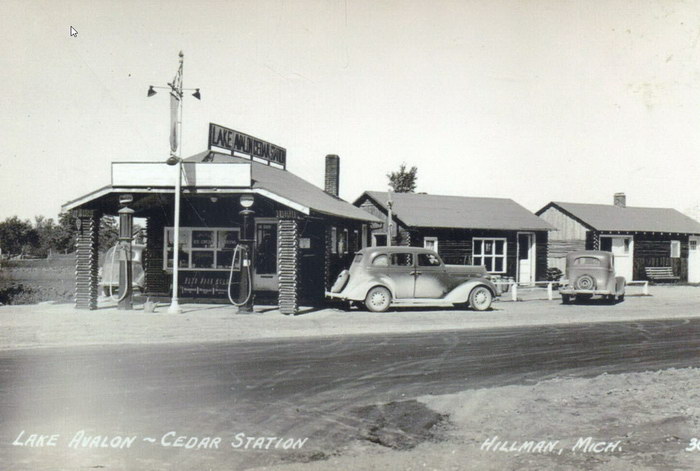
[168,51,184,314]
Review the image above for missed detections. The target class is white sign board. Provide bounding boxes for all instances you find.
[111,162,252,188]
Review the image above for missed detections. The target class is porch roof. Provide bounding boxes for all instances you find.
[184,151,378,222]
[62,151,379,223]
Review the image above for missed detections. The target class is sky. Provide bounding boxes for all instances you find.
[2,0,700,221]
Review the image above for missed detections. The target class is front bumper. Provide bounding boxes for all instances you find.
[325,291,348,300]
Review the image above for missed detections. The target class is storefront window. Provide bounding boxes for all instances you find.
[473,237,507,273]
[164,227,240,271]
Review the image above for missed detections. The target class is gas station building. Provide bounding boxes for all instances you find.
[62,123,379,314]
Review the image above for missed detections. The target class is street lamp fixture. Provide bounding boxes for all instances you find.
[148,51,200,314]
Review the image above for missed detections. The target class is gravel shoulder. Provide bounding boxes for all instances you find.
[1,285,699,351]
[256,368,700,470]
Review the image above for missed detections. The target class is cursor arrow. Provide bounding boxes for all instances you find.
[70,26,78,37]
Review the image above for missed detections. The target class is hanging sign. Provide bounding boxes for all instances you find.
[208,123,286,168]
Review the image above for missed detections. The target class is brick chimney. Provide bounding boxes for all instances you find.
[614,192,626,208]
[324,154,340,197]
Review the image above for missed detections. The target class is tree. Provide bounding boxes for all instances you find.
[387,163,418,193]
[54,212,78,254]
[0,216,39,256]
[98,216,119,252]
[34,215,58,257]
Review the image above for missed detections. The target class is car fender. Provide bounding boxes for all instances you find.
[443,279,496,303]
[615,276,626,296]
[343,273,398,302]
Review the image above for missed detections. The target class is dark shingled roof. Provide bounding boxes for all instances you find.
[184,151,379,222]
[357,191,554,231]
[543,202,700,234]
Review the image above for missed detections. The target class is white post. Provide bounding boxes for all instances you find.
[547,282,553,301]
[386,190,393,247]
[511,282,518,302]
[643,281,649,296]
[168,160,182,314]
[168,53,185,315]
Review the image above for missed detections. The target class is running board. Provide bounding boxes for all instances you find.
[390,299,455,308]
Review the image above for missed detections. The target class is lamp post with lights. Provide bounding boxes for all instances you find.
[238,194,255,313]
[147,51,201,314]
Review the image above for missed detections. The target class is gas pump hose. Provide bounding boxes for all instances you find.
[228,244,253,306]
[107,244,130,303]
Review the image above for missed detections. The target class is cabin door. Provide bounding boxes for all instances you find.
[254,219,279,291]
[689,237,700,283]
[601,236,634,281]
[517,232,535,284]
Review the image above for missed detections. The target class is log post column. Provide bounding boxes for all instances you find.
[277,210,301,315]
[73,209,100,310]
[323,225,333,291]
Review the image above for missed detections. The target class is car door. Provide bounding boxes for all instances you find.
[414,252,450,298]
[388,252,416,299]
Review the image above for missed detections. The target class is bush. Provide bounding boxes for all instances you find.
[546,267,564,281]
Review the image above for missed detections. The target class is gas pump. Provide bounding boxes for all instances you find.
[117,198,134,310]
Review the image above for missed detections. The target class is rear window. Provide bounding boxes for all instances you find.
[372,254,389,267]
[573,257,602,266]
[353,254,363,264]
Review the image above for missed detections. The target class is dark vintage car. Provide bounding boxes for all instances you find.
[325,247,499,312]
[559,250,625,304]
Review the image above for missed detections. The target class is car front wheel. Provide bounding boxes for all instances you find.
[365,286,392,313]
[469,286,493,311]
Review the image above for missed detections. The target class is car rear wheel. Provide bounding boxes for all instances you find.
[469,286,493,311]
[365,286,391,313]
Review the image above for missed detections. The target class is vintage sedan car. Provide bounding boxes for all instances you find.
[326,247,499,312]
[559,250,625,304]
[99,244,145,296]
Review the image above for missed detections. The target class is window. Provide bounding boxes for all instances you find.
[600,236,632,255]
[331,227,337,254]
[423,236,438,254]
[372,233,387,247]
[573,257,602,266]
[473,237,507,273]
[390,253,414,266]
[338,229,349,254]
[418,253,441,267]
[164,227,240,271]
[671,240,681,258]
[353,253,363,264]
[372,254,389,267]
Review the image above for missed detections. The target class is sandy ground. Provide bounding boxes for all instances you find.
[254,367,700,470]
[3,286,700,470]
[0,285,698,351]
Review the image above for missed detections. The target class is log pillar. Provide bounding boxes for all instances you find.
[323,225,333,291]
[73,209,100,310]
[277,211,301,315]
